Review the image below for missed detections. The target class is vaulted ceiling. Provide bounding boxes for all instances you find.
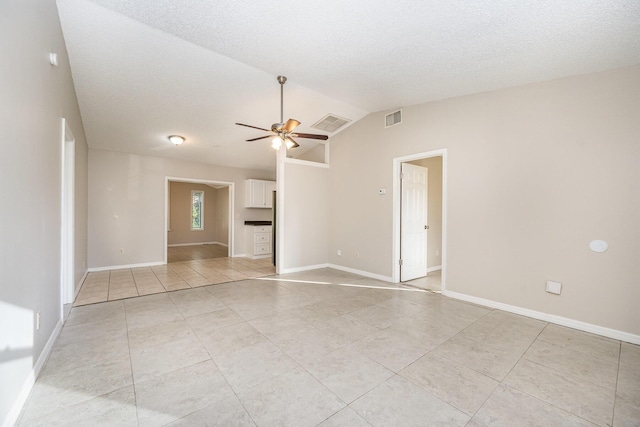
[56,0,640,171]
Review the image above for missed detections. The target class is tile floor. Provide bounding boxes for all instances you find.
[167,244,229,263]
[404,269,442,292]
[74,256,275,306]
[19,268,640,426]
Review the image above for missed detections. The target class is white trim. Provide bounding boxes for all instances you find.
[167,241,227,247]
[165,177,235,263]
[60,118,75,308]
[283,157,330,168]
[3,318,63,427]
[327,264,394,283]
[247,254,271,260]
[444,290,640,345]
[87,261,165,272]
[232,253,246,258]
[276,147,286,274]
[393,149,447,292]
[427,265,442,273]
[190,189,205,231]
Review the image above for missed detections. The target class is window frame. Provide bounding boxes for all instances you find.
[191,190,204,231]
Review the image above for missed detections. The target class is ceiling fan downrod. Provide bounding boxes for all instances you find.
[277,75,287,125]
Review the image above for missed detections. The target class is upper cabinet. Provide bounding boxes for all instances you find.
[246,179,276,208]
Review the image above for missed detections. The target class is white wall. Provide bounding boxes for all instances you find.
[282,161,329,270]
[0,1,89,424]
[88,149,274,268]
[328,65,640,337]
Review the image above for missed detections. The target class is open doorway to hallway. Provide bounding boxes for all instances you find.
[393,149,446,293]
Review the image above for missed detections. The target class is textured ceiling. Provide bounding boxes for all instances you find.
[56,0,640,171]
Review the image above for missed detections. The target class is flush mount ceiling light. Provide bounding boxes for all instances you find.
[168,135,185,145]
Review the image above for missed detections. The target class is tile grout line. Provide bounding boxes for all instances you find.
[611,340,623,427]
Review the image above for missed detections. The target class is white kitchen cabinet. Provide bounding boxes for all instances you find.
[246,179,276,208]
[245,225,272,258]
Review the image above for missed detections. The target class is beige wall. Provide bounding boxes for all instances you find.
[283,162,329,270]
[88,149,273,268]
[0,0,89,423]
[168,182,222,245]
[409,156,443,269]
[295,144,326,163]
[328,65,640,336]
[214,186,230,246]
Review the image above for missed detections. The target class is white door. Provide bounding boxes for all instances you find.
[400,162,428,281]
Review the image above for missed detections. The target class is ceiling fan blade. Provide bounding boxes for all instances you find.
[246,135,272,142]
[285,136,300,148]
[236,122,271,132]
[282,118,301,133]
[291,132,329,140]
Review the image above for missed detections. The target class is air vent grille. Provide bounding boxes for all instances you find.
[312,114,351,133]
[385,109,402,128]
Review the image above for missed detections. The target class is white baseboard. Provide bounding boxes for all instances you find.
[4,317,63,427]
[167,241,227,247]
[87,261,165,272]
[444,290,640,345]
[427,265,442,273]
[232,253,246,258]
[327,264,394,283]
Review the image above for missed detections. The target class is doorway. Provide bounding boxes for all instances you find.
[164,177,235,264]
[393,149,446,291]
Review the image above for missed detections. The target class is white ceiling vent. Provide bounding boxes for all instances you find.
[385,109,402,128]
[312,114,351,133]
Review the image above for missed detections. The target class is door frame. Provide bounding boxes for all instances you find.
[60,118,75,307]
[392,149,447,291]
[164,177,235,263]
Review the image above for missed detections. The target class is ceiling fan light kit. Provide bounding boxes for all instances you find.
[236,75,329,150]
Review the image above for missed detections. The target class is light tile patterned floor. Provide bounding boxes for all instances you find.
[19,268,640,426]
[75,255,275,306]
[167,243,229,263]
[403,269,442,292]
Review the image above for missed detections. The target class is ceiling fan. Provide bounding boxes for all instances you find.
[236,76,328,149]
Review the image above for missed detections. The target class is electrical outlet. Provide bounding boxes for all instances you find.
[36,312,41,330]
[337,249,341,256]
[435,250,440,256]
[119,248,124,254]
[355,251,360,258]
